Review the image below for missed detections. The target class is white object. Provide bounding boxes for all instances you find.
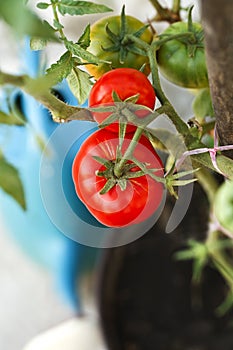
[23,317,106,350]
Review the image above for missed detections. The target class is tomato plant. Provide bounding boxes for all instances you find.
[72,128,164,227]
[1,0,233,320]
[89,68,156,133]
[85,8,153,79]
[157,21,209,88]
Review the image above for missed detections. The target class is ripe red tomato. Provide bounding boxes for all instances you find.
[89,68,156,133]
[72,128,164,227]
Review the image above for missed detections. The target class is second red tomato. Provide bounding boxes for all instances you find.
[72,128,164,227]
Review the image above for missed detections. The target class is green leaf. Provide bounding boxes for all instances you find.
[57,0,113,16]
[37,2,50,9]
[77,24,91,49]
[46,51,74,86]
[0,154,26,210]
[0,110,25,126]
[0,0,58,40]
[24,51,73,93]
[67,67,93,105]
[65,39,104,64]
[30,37,48,51]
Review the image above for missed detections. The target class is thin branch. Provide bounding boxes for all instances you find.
[149,0,181,22]
[172,0,181,15]
[0,70,93,122]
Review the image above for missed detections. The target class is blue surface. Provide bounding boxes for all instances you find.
[0,39,100,311]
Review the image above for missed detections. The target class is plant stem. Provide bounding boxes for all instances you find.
[191,151,233,179]
[0,71,25,87]
[148,0,167,15]
[114,127,144,178]
[125,33,190,135]
[172,0,181,14]
[148,0,181,22]
[34,91,93,122]
[151,32,193,49]
[124,34,233,179]
[195,168,218,205]
[147,48,189,136]
[207,230,233,301]
[51,1,66,40]
[0,70,93,122]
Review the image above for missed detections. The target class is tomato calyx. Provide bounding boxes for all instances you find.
[186,6,204,57]
[93,143,198,197]
[94,154,162,195]
[158,6,204,58]
[101,5,149,65]
[89,92,157,130]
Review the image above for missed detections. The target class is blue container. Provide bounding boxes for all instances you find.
[0,39,102,311]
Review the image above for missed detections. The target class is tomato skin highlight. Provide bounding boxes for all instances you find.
[157,21,209,88]
[72,129,164,227]
[86,15,153,79]
[89,68,156,133]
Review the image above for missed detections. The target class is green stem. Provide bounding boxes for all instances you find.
[123,33,233,179]
[151,32,193,49]
[51,1,66,40]
[147,48,189,135]
[114,127,144,178]
[125,33,190,135]
[0,71,25,87]
[195,168,218,205]
[172,0,181,14]
[207,231,233,290]
[147,49,167,104]
[0,71,93,122]
[126,32,193,54]
[34,91,93,122]
[191,151,233,179]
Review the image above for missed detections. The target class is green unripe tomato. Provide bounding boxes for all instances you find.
[86,14,153,79]
[214,180,233,233]
[157,21,209,89]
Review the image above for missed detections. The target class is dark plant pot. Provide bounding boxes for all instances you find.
[97,184,233,350]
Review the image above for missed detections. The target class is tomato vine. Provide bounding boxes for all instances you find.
[1,0,233,314]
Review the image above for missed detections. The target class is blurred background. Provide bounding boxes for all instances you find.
[0,0,198,349]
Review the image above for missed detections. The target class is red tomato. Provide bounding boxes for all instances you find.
[89,68,156,133]
[72,128,164,227]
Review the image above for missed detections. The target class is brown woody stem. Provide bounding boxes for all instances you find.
[201,0,233,158]
[149,0,181,22]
